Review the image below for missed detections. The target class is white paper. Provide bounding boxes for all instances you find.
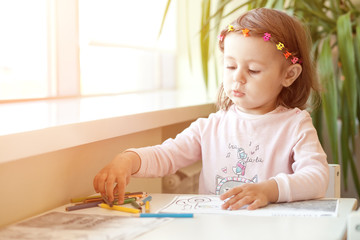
[159,195,338,217]
[0,212,171,240]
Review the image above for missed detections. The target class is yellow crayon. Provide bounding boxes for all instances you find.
[126,194,147,199]
[98,203,141,214]
[145,201,150,213]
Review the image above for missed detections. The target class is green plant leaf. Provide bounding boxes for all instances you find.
[295,1,336,24]
[273,0,285,9]
[221,0,259,19]
[208,0,233,21]
[340,99,350,190]
[211,0,226,56]
[200,0,212,89]
[318,37,339,164]
[157,0,172,39]
[199,0,232,33]
[265,0,283,9]
[355,26,360,118]
[311,107,323,144]
[337,13,357,139]
[211,0,227,86]
[329,0,341,16]
[349,149,360,198]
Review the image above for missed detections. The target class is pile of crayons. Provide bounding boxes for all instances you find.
[66,191,151,213]
[66,192,194,218]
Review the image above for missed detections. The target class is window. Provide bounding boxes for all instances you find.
[0,0,48,100]
[79,0,176,95]
[0,0,176,101]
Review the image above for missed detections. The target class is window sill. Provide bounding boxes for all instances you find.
[0,90,215,163]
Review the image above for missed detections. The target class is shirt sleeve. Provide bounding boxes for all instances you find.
[273,114,329,202]
[129,119,203,178]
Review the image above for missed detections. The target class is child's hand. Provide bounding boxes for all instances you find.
[93,151,140,204]
[219,179,279,210]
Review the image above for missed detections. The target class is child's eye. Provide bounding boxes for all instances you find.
[226,65,236,70]
[249,69,260,74]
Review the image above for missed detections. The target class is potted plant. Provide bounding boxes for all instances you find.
[161,0,360,198]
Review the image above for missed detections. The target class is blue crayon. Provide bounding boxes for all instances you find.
[139,213,194,218]
[139,195,152,206]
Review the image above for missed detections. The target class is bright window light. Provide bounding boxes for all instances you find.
[0,0,176,101]
[0,0,48,100]
[79,0,176,95]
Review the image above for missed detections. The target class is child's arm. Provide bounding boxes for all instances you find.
[219,179,279,210]
[93,151,141,204]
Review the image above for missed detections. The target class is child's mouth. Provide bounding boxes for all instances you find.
[233,90,245,97]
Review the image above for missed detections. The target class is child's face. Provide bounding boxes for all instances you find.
[223,33,290,114]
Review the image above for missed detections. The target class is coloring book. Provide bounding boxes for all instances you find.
[159,195,338,217]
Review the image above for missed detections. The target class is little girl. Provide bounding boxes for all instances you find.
[93,8,329,210]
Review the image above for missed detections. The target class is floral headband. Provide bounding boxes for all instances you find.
[218,25,301,64]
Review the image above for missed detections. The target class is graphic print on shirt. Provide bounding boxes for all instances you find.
[215,141,262,195]
[215,175,258,195]
[233,148,247,176]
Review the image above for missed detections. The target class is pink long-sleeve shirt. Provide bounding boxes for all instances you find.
[131,105,329,202]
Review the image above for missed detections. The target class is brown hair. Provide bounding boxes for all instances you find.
[217,8,320,111]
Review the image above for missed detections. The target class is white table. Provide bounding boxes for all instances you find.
[3,194,358,240]
[135,194,357,240]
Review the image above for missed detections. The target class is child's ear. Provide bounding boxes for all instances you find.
[282,64,302,87]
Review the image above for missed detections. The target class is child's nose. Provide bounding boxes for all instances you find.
[234,69,246,84]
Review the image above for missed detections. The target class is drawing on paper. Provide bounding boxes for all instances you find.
[162,195,226,213]
[174,196,221,211]
[160,195,339,217]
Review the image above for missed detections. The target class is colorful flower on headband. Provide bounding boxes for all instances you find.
[276,42,285,50]
[284,51,292,59]
[228,25,234,32]
[291,57,299,64]
[220,24,302,64]
[242,28,250,37]
[263,33,271,41]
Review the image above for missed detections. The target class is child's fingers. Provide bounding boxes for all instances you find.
[113,187,119,195]
[220,186,243,200]
[93,175,99,193]
[221,199,232,209]
[221,192,244,209]
[220,186,245,209]
[115,179,127,204]
[105,176,116,202]
[229,196,254,210]
[247,199,264,210]
[93,172,108,195]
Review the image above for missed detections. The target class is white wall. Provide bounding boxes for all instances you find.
[0,120,194,227]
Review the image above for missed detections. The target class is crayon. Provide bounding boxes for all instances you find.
[125,191,147,196]
[131,200,142,210]
[125,194,147,199]
[102,195,114,207]
[98,203,141,214]
[66,201,103,211]
[139,213,194,218]
[71,193,123,203]
[99,212,193,218]
[139,196,152,206]
[84,197,104,203]
[70,194,102,203]
[124,196,141,200]
[145,201,150,213]
[114,197,136,205]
